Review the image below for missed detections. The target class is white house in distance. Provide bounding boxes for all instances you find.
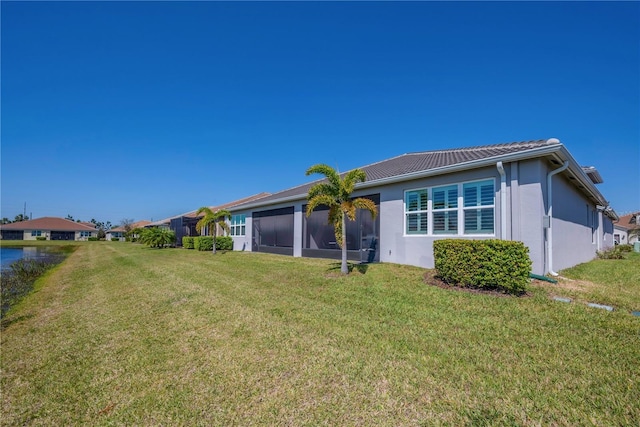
[614,212,640,245]
[106,220,151,241]
[0,217,98,241]
[225,138,618,276]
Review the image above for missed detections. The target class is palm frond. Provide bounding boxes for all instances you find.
[352,197,378,220]
[342,169,367,194]
[306,164,342,192]
[308,183,340,200]
[306,194,337,217]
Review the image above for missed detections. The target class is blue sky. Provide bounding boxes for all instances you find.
[2,1,639,225]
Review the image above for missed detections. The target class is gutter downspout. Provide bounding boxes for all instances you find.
[546,161,569,276]
[496,162,507,239]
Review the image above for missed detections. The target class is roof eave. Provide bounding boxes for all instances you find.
[230,143,565,211]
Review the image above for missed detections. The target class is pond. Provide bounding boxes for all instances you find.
[0,247,58,269]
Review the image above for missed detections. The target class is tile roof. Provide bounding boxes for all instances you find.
[616,213,640,230]
[147,193,272,226]
[232,139,560,208]
[109,220,151,232]
[0,217,98,231]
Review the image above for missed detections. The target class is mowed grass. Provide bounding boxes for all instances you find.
[1,242,638,426]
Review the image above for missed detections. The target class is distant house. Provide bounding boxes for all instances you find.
[152,193,271,246]
[106,220,151,241]
[614,212,640,245]
[227,139,618,276]
[0,217,98,241]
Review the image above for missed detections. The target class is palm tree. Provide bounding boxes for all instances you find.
[306,164,378,275]
[195,207,231,254]
[139,227,175,248]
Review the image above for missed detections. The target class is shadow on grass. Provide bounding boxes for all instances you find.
[327,262,369,274]
[1,313,34,330]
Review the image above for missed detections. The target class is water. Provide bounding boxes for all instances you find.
[1,247,54,269]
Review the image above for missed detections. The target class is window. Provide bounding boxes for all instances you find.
[432,185,458,234]
[31,230,42,237]
[463,180,495,234]
[230,214,246,236]
[405,189,428,234]
[80,231,92,237]
[404,179,495,236]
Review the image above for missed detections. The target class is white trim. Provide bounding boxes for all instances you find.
[403,178,496,237]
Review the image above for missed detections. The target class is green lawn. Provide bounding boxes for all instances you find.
[1,242,638,426]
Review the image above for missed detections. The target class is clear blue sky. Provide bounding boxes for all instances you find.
[2,1,639,225]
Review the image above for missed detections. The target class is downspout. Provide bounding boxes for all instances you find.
[496,162,507,239]
[546,161,569,276]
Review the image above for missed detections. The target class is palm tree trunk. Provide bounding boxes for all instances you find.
[212,225,217,254]
[341,214,348,274]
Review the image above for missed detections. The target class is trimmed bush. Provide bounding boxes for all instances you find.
[88,237,99,241]
[216,236,233,251]
[194,236,214,251]
[111,237,120,242]
[597,246,624,259]
[617,243,633,253]
[433,239,531,294]
[182,236,195,249]
[36,236,47,241]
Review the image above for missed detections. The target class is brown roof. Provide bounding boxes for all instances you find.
[110,220,151,232]
[616,213,640,230]
[0,217,98,232]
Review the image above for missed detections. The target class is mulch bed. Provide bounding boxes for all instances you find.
[423,270,532,298]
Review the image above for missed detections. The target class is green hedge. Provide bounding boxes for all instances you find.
[194,236,213,251]
[182,236,195,249]
[216,236,233,251]
[193,236,234,251]
[433,239,531,294]
[88,237,99,241]
[111,237,120,242]
[36,236,47,241]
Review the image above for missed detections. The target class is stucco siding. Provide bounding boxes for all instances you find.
[549,172,598,271]
[515,159,546,274]
[377,166,502,269]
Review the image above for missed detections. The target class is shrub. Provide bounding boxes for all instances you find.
[597,246,624,259]
[139,227,175,249]
[36,236,47,241]
[88,237,99,241]
[111,237,120,242]
[216,236,233,251]
[182,236,195,249]
[433,239,531,294]
[616,243,633,252]
[194,236,213,251]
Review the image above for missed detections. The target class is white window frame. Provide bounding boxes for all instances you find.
[230,214,246,237]
[404,188,429,235]
[403,178,496,237]
[31,230,42,237]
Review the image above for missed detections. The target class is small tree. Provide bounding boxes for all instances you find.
[195,207,231,254]
[306,164,377,275]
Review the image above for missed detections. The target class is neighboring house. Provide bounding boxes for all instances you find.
[151,193,270,246]
[614,212,640,245]
[226,138,618,276]
[106,220,151,241]
[0,217,98,241]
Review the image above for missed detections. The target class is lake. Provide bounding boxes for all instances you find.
[0,247,57,269]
